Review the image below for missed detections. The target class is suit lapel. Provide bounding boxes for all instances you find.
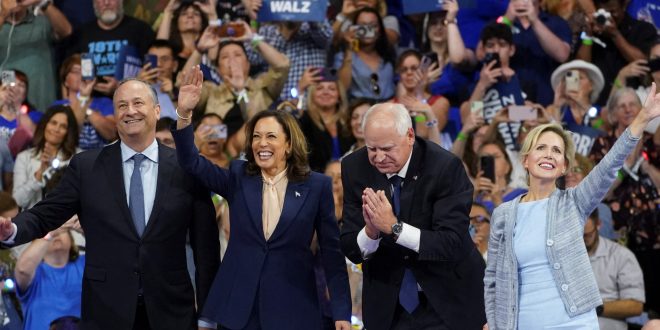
[268,181,309,242]
[242,174,265,237]
[143,143,173,237]
[400,142,423,223]
[100,142,135,236]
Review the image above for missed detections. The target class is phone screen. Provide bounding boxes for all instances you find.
[480,156,496,182]
[208,124,228,139]
[565,69,580,92]
[1,70,16,87]
[81,54,95,81]
[648,58,660,73]
[471,101,484,116]
[217,23,246,38]
[144,54,158,68]
[508,105,537,121]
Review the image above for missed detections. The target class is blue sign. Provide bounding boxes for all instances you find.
[200,63,222,85]
[114,45,142,80]
[257,0,327,22]
[402,0,443,15]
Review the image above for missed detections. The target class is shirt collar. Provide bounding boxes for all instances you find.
[592,235,609,259]
[120,139,159,163]
[386,147,413,180]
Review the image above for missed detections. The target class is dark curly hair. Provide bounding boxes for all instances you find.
[244,110,310,181]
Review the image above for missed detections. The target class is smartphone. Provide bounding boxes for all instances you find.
[483,52,500,68]
[81,54,95,81]
[1,70,16,87]
[480,155,496,182]
[217,22,246,38]
[471,101,484,117]
[508,105,537,121]
[420,55,433,72]
[648,58,660,73]
[144,54,158,69]
[207,124,228,140]
[565,69,580,92]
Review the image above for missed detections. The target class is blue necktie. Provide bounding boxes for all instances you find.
[389,176,419,314]
[129,154,146,237]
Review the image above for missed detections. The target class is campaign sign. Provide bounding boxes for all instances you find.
[402,0,443,15]
[257,0,328,22]
[114,45,142,80]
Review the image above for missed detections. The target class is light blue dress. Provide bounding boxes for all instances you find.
[514,199,599,329]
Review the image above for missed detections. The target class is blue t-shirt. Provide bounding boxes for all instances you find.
[473,73,525,150]
[0,111,43,141]
[17,255,85,330]
[510,12,572,106]
[430,63,474,105]
[333,52,395,101]
[52,98,114,150]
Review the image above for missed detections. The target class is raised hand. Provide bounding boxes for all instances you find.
[630,83,660,137]
[297,67,322,93]
[177,65,204,114]
[196,26,222,53]
[0,216,15,241]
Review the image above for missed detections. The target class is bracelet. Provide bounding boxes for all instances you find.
[456,131,468,141]
[175,108,192,121]
[336,13,347,24]
[613,78,623,89]
[497,16,513,27]
[250,20,259,30]
[580,31,594,46]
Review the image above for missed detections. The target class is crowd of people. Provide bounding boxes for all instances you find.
[0,0,659,329]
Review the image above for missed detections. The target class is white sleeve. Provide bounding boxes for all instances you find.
[357,227,381,258]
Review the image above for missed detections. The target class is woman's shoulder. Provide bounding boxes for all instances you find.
[16,147,37,161]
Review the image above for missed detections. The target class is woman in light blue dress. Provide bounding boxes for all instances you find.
[484,83,660,329]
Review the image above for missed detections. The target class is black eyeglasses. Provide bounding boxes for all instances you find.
[470,215,490,224]
[370,73,380,96]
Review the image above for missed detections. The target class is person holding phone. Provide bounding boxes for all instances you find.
[0,70,42,155]
[460,22,525,152]
[484,83,660,330]
[50,54,117,151]
[194,113,230,168]
[474,140,526,213]
[392,49,450,148]
[547,60,606,156]
[137,40,181,120]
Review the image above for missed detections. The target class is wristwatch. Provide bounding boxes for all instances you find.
[391,221,403,240]
[596,305,604,316]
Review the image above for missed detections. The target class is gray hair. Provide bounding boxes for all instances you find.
[114,78,159,106]
[361,103,412,136]
[606,87,641,125]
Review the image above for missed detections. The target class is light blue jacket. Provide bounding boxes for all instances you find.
[484,128,640,329]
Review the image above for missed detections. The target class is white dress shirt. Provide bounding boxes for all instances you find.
[357,149,422,257]
[120,140,159,224]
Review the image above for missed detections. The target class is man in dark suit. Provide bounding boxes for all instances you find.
[341,103,486,330]
[0,79,219,330]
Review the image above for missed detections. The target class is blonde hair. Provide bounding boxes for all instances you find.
[519,123,576,175]
[307,81,350,136]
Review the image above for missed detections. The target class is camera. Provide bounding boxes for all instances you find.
[350,24,376,39]
[593,8,612,25]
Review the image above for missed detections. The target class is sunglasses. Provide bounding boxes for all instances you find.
[370,73,380,96]
[470,215,490,223]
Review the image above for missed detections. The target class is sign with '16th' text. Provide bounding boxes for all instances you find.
[257,0,328,22]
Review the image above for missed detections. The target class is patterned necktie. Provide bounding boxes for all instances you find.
[389,175,419,314]
[129,154,146,237]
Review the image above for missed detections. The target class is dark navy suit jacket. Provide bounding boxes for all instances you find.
[173,125,351,329]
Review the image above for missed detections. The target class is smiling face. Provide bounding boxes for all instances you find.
[48,230,73,256]
[350,103,370,141]
[523,131,567,183]
[312,81,340,109]
[364,110,414,174]
[44,113,69,147]
[251,117,291,177]
[177,5,203,33]
[114,81,160,148]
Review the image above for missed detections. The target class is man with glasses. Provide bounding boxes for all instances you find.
[584,209,645,330]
